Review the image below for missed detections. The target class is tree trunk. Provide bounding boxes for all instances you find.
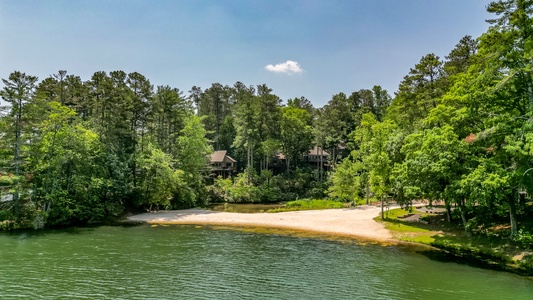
[445,200,452,223]
[251,143,254,173]
[508,194,518,239]
[365,183,370,205]
[332,147,336,168]
[319,146,323,182]
[247,144,251,185]
[12,97,23,214]
[459,202,472,238]
[15,98,22,176]
[381,196,384,220]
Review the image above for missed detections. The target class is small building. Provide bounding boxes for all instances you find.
[305,146,330,163]
[210,150,237,178]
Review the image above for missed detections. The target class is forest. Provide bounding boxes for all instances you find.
[1,0,533,246]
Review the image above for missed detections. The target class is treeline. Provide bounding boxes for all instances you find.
[0,71,212,229]
[0,66,389,228]
[329,0,533,240]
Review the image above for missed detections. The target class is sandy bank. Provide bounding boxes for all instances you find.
[127,206,394,242]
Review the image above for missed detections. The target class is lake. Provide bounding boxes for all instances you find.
[0,225,532,299]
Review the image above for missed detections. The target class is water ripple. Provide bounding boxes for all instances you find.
[0,225,532,299]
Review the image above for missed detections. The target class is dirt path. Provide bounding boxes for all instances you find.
[127,206,394,242]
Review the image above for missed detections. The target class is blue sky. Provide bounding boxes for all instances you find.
[1,0,492,107]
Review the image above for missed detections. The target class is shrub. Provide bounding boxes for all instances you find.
[271,199,344,212]
[515,229,533,249]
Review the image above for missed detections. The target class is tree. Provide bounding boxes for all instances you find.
[317,93,351,164]
[232,82,259,182]
[136,142,180,210]
[0,71,38,213]
[286,96,314,115]
[148,85,189,155]
[30,102,117,226]
[313,109,328,182]
[196,83,233,150]
[176,115,212,207]
[354,113,397,219]
[446,0,533,238]
[328,155,363,204]
[256,84,282,170]
[280,106,313,172]
[444,35,478,77]
[0,71,38,177]
[388,54,445,131]
[126,72,153,150]
[398,126,468,223]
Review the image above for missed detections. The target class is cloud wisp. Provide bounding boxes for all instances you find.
[265,60,303,74]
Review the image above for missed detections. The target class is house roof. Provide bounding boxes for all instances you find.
[210,150,237,163]
[308,146,330,156]
[276,152,286,160]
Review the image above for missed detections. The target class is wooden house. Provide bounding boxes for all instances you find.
[210,150,237,177]
[304,146,330,170]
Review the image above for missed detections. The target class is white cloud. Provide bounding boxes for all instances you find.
[265,60,303,74]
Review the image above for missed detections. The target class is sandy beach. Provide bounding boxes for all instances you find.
[127,206,393,242]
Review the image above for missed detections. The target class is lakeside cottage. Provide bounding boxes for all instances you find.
[304,146,330,162]
[210,150,237,178]
[210,146,335,176]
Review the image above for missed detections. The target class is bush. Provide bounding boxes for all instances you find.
[515,229,533,249]
[518,255,533,274]
[0,199,47,230]
[271,199,345,212]
[207,167,331,204]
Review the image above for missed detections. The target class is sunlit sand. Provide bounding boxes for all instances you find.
[128,206,393,242]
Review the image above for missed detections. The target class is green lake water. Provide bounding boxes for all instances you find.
[1,225,532,299]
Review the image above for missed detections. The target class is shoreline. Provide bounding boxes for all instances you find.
[127,206,407,245]
[126,207,533,276]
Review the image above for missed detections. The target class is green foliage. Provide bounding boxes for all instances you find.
[515,229,533,249]
[210,171,261,203]
[280,106,313,170]
[135,143,178,209]
[0,174,22,187]
[208,166,328,204]
[331,112,398,213]
[267,199,345,212]
[286,199,344,209]
[175,115,212,207]
[327,156,363,203]
[29,102,118,226]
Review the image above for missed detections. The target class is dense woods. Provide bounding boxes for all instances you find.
[330,0,533,243]
[1,0,533,249]
[0,70,212,228]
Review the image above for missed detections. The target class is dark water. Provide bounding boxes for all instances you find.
[1,225,532,299]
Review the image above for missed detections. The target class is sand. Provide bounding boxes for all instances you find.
[127,206,394,242]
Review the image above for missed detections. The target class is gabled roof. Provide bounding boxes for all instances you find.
[308,146,330,156]
[210,150,237,163]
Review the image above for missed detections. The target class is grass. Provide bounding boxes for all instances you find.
[377,207,533,275]
[267,199,345,212]
[375,208,437,243]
